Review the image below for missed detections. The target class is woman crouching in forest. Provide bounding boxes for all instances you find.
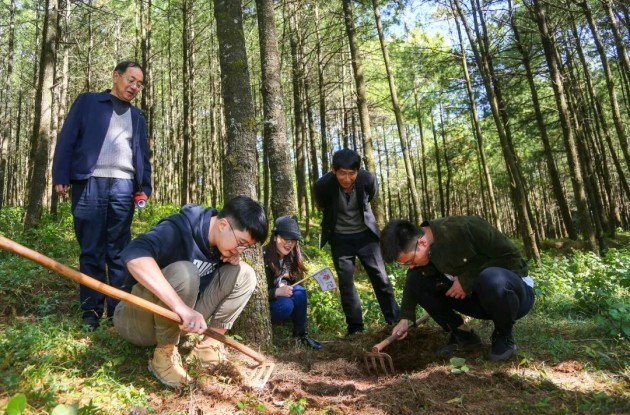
[263,216,322,349]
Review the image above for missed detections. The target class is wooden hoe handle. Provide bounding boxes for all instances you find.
[0,234,268,363]
[371,313,430,353]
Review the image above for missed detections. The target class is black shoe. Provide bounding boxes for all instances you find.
[436,328,481,357]
[81,313,100,331]
[297,333,322,350]
[489,329,516,362]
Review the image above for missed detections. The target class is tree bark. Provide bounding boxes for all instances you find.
[371,0,421,223]
[509,0,576,239]
[0,0,16,210]
[452,0,540,260]
[580,0,630,169]
[530,0,598,254]
[255,0,296,219]
[213,0,270,347]
[456,17,500,230]
[341,0,384,227]
[25,0,58,229]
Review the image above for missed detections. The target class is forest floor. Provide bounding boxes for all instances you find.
[134,323,630,415]
[1,207,629,414]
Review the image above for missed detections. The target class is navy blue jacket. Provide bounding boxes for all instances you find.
[52,90,152,196]
[313,170,379,248]
[121,204,223,289]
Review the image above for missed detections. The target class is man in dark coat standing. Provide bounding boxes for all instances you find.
[314,148,399,335]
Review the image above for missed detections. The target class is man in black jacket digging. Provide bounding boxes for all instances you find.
[313,148,399,335]
[380,216,535,362]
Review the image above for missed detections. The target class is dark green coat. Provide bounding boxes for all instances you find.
[400,216,528,321]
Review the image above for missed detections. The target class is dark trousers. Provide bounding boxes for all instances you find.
[330,230,399,332]
[269,284,308,335]
[406,266,535,333]
[71,176,135,318]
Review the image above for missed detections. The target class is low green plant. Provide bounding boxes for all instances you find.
[286,397,307,414]
[448,357,469,374]
[236,394,266,412]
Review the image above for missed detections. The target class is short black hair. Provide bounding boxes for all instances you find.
[218,195,268,243]
[332,148,361,170]
[114,60,145,76]
[380,219,425,262]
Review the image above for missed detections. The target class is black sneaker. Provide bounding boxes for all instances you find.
[297,333,322,350]
[489,329,516,362]
[81,313,100,331]
[436,328,481,357]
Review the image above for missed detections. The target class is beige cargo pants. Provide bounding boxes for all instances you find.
[113,260,255,346]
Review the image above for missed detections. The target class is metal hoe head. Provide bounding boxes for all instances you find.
[363,350,395,376]
[244,361,275,389]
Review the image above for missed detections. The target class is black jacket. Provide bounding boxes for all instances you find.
[313,170,379,248]
[121,204,222,289]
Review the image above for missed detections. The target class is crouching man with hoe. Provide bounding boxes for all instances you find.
[380,217,535,362]
[113,195,268,387]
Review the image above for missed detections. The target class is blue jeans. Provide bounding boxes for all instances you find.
[71,176,135,318]
[269,284,308,335]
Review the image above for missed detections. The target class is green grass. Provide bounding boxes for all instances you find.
[1,203,629,413]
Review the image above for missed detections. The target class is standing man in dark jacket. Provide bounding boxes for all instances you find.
[380,216,535,362]
[113,196,268,388]
[314,148,399,335]
[52,61,152,331]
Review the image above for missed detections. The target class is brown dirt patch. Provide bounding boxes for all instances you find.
[139,327,630,414]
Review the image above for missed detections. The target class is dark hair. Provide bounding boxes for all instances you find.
[218,195,268,243]
[332,148,361,170]
[263,236,307,280]
[114,61,145,76]
[380,219,425,263]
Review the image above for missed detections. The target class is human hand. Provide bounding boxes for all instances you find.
[55,184,69,197]
[174,304,207,334]
[221,253,240,265]
[275,285,293,297]
[445,277,466,299]
[392,319,410,340]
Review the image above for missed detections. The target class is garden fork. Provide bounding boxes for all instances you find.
[363,314,429,376]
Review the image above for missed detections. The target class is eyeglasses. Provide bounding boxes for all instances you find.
[396,246,417,267]
[125,76,144,91]
[227,220,251,252]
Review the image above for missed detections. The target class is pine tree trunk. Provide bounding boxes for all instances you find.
[371,0,421,223]
[457,18,498,231]
[341,0,384,227]
[0,0,16,211]
[580,0,630,168]
[509,0,575,239]
[314,4,329,174]
[213,0,271,347]
[287,4,308,219]
[255,0,296,219]
[25,0,58,229]
[530,0,598,254]
[452,0,540,260]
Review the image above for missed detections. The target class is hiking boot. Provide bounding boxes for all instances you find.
[489,329,516,362]
[148,346,191,388]
[187,340,227,368]
[296,333,322,350]
[81,312,100,331]
[436,328,482,357]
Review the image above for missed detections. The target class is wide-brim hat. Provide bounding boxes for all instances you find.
[273,216,301,240]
